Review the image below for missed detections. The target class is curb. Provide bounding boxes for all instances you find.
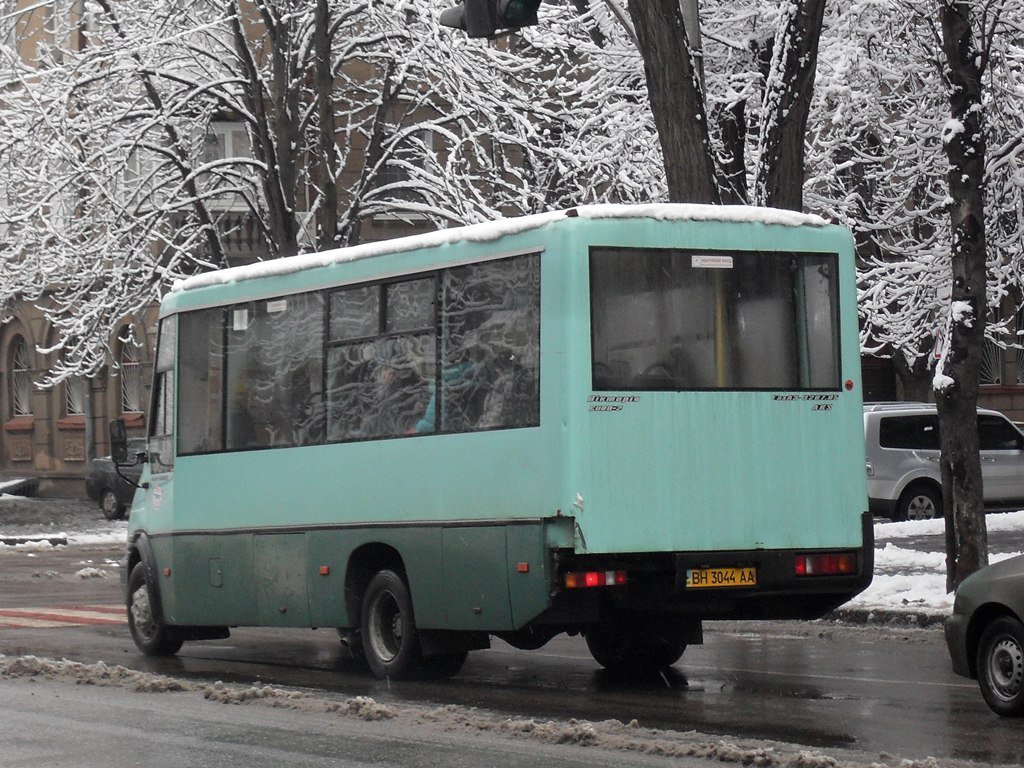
[0,535,68,547]
[826,607,946,628]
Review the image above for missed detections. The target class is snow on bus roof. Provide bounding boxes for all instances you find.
[172,203,828,294]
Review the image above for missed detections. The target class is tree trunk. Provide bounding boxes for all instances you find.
[936,0,988,592]
[313,0,340,251]
[754,0,826,212]
[230,0,300,258]
[893,351,934,403]
[626,0,719,204]
[715,100,748,204]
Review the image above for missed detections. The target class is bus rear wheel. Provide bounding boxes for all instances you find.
[361,569,421,680]
[420,650,468,678]
[585,623,685,673]
[127,563,183,656]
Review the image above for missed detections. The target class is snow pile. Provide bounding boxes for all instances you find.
[68,530,128,547]
[74,567,109,579]
[203,680,398,720]
[0,655,188,692]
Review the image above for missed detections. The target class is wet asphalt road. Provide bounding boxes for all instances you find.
[2,499,1024,765]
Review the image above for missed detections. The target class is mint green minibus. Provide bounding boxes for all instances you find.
[115,204,873,679]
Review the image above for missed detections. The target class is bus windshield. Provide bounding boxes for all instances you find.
[590,247,840,392]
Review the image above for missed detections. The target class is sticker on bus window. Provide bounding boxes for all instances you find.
[232,309,249,331]
[692,254,734,269]
[266,299,288,315]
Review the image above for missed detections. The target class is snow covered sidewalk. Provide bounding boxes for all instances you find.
[834,510,1024,625]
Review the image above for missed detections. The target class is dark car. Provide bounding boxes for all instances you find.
[946,555,1024,716]
[84,438,146,520]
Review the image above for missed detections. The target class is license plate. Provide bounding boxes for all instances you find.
[686,567,757,589]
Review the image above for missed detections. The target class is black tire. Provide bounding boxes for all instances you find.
[895,483,942,521]
[127,563,183,656]
[977,616,1024,717]
[420,650,468,679]
[360,570,421,680]
[584,623,686,673]
[100,489,124,521]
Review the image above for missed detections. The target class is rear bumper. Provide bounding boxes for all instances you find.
[549,512,874,623]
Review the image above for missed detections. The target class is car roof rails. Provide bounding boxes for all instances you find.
[863,401,934,412]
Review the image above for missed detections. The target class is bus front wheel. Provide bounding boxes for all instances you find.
[584,623,685,673]
[361,570,421,680]
[127,563,183,656]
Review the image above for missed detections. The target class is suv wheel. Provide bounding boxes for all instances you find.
[896,483,942,521]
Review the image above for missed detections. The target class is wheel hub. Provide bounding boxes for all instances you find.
[988,637,1024,700]
[368,590,402,663]
[907,495,935,520]
[130,584,155,640]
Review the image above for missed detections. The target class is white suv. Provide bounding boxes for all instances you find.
[864,402,1024,521]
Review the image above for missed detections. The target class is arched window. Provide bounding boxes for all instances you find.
[119,331,144,414]
[9,335,31,417]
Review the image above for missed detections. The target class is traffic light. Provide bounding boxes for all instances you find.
[439,0,542,38]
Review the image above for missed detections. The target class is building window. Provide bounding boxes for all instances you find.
[201,121,252,212]
[119,334,145,414]
[980,339,1003,386]
[980,309,1003,386]
[65,376,86,416]
[203,121,251,165]
[374,128,435,212]
[10,335,32,417]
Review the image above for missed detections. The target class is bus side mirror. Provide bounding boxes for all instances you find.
[109,419,129,465]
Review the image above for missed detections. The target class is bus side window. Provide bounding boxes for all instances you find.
[224,294,325,451]
[178,309,225,455]
[326,279,435,441]
[439,254,540,433]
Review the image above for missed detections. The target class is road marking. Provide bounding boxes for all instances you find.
[0,604,125,629]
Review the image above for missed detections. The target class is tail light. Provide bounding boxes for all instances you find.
[563,570,628,589]
[795,553,857,576]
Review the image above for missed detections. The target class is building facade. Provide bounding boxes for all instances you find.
[1,304,156,495]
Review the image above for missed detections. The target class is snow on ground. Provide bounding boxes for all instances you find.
[841,510,1024,618]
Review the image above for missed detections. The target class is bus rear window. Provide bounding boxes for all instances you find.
[589,247,840,392]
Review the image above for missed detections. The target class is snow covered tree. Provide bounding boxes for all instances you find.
[623,0,829,209]
[0,0,648,381]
